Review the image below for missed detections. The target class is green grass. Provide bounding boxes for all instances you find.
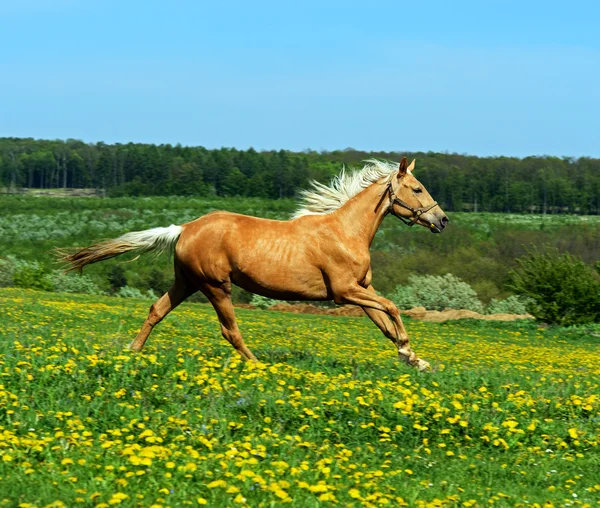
[0,288,599,506]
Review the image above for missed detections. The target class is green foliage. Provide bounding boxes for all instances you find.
[563,322,600,341]
[143,268,172,295]
[0,258,15,287]
[250,294,279,309]
[48,270,103,295]
[1,195,599,312]
[508,250,600,325]
[107,265,127,293]
[486,295,532,315]
[114,285,156,299]
[11,258,53,291]
[3,137,600,213]
[390,274,484,312]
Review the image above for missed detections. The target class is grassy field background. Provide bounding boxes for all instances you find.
[2,194,600,301]
[1,288,599,506]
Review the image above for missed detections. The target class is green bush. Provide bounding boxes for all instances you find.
[389,274,484,312]
[143,268,172,295]
[508,250,600,325]
[115,286,156,300]
[11,258,53,291]
[49,270,104,295]
[250,294,279,309]
[107,265,128,293]
[0,258,16,287]
[486,295,532,315]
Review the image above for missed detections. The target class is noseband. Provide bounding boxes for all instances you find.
[375,180,440,227]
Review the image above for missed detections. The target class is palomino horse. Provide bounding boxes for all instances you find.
[61,158,448,371]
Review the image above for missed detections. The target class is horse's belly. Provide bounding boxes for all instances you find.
[231,264,330,301]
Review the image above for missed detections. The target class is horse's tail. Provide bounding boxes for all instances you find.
[57,224,183,273]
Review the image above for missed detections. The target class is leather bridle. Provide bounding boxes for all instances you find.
[375,178,440,227]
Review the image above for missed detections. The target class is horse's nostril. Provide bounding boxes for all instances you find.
[441,216,449,227]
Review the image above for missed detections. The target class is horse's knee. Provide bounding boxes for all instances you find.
[387,304,400,318]
[332,287,352,305]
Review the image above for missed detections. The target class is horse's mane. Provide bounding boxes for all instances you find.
[292,159,398,218]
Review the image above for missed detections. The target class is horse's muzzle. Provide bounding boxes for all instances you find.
[429,215,449,233]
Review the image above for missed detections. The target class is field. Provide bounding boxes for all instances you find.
[1,288,599,507]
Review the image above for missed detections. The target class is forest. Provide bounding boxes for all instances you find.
[1,137,600,214]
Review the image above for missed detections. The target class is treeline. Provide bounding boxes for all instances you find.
[1,137,599,213]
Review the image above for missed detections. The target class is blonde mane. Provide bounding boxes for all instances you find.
[293,159,399,218]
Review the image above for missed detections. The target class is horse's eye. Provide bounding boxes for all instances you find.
[414,188,423,194]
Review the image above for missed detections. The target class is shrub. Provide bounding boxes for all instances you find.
[0,258,16,287]
[389,274,484,312]
[11,258,53,291]
[107,265,127,293]
[486,295,533,315]
[508,250,600,325]
[250,294,278,309]
[143,268,171,295]
[49,270,104,295]
[115,286,156,299]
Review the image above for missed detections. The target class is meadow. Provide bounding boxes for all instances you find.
[0,288,599,507]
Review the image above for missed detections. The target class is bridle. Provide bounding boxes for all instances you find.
[375,178,440,227]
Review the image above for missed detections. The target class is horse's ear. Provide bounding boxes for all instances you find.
[397,157,408,179]
[407,159,416,173]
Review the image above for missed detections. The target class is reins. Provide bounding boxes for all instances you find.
[375,179,440,227]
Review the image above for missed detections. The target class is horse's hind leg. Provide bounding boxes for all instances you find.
[130,279,195,352]
[201,281,257,362]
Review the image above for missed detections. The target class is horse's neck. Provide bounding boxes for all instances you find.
[330,181,389,248]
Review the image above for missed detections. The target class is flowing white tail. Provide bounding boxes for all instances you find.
[58,224,183,272]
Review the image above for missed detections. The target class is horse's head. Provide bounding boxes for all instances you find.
[387,157,449,233]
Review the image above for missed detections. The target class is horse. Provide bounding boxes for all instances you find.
[59,157,448,371]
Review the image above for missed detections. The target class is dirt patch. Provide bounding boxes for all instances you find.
[235,303,532,322]
[400,306,532,322]
[268,303,365,317]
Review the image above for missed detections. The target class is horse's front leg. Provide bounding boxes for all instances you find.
[361,285,402,347]
[336,283,430,371]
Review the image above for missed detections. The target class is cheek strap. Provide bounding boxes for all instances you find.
[375,181,439,227]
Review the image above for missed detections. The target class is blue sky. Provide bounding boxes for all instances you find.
[1,0,599,156]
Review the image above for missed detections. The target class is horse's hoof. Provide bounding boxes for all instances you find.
[415,359,431,372]
[129,341,142,352]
